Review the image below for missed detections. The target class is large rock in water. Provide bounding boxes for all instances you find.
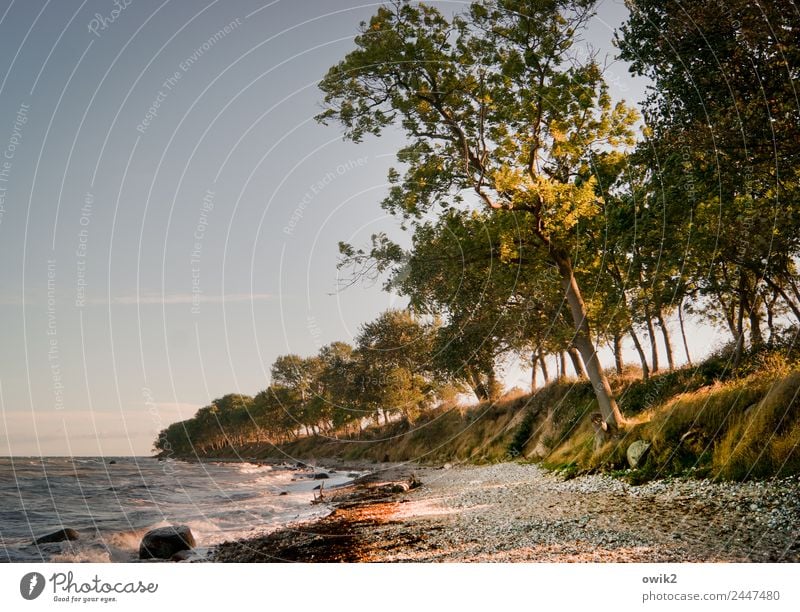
[627,440,652,468]
[35,528,80,545]
[138,525,196,560]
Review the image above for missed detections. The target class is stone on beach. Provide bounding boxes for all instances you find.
[34,528,80,545]
[626,440,652,468]
[138,525,196,560]
[170,549,192,562]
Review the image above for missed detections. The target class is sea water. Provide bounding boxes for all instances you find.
[0,457,357,562]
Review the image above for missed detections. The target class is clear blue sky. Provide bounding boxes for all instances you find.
[0,0,720,456]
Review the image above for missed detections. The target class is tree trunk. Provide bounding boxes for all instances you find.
[613,332,624,375]
[466,366,488,401]
[568,347,588,379]
[788,276,800,304]
[749,298,764,350]
[552,250,624,432]
[559,351,567,380]
[487,369,501,400]
[539,354,549,383]
[530,353,538,391]
[761,274,800,323]
[765,292,778,346]
[628,325,650,380]
[733,280,746,367]
[656,308,675,371]
[645,306,659,373]
[677,300,692,366]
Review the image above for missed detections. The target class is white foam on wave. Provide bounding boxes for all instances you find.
[49,546,113,563]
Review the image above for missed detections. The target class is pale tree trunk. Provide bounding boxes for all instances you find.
[553,251,624,432]
[656,308,675,371]
[678,300,692,367]
[568,347,588,379]
[629,325,650,380]
[612,332,624,375]
[539,354,549,383]
[559,351,567,380]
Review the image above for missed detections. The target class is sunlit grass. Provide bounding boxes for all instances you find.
[273,348,800,482]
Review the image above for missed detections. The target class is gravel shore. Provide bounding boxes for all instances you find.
[212,462,800,562]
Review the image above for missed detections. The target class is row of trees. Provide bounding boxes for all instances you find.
[155,0,800,454]
[155,311,464,455]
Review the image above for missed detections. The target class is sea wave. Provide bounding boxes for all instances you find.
[0,457,357,562]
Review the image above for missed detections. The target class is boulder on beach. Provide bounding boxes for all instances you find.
[627,440,652,468]
[34,528,80,545]
[312,472,329,480]
[170,549,192,562]
[138,525,196,560]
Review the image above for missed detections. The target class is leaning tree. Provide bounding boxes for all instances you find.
[318,0,638,433]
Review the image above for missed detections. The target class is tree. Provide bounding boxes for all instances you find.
[354,309,444,423]
[318,0,637,433]
[314,341,364,434]
[270,355,324,435]
[619,0,800,363]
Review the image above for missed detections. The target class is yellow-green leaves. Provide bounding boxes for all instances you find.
[492,165,599,234]
[536,175,600,231]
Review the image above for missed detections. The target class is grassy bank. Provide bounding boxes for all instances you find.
[178,349,800,482]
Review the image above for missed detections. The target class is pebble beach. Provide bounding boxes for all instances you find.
[212,462,800,562]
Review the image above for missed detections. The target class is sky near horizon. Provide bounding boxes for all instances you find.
[0,0,721,456]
